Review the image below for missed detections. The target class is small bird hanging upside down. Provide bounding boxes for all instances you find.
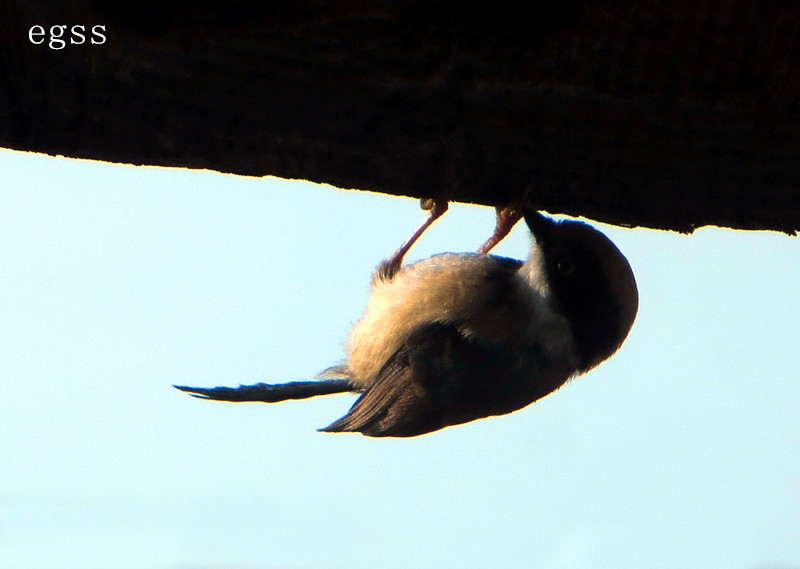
[175,207,638,437]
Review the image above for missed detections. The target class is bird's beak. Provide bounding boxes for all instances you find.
[523,210,555,243]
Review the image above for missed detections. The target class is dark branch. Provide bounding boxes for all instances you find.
[1,1,798,233]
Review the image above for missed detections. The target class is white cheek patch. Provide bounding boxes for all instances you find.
[516,240,578,365]
[519,240,551,299]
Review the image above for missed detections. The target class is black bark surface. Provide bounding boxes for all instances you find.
[2,0,799,233]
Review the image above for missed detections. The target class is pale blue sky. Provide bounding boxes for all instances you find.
[1,149,798,569]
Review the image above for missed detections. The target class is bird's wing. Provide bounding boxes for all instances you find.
[320,321,520,437]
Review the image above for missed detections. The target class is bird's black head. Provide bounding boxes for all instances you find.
[524,210,639,372]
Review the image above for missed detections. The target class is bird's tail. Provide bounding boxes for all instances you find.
[174,377,356,403]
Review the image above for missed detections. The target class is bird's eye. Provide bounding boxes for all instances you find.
[557,258,575,275]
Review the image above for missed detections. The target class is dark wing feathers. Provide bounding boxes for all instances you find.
[320,360,415,436]
[320,322,515,437]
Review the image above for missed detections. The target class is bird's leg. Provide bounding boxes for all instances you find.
[383,198,448,275]
[477,206,523,254]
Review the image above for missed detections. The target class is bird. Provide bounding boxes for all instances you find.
[175,208,638,437]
